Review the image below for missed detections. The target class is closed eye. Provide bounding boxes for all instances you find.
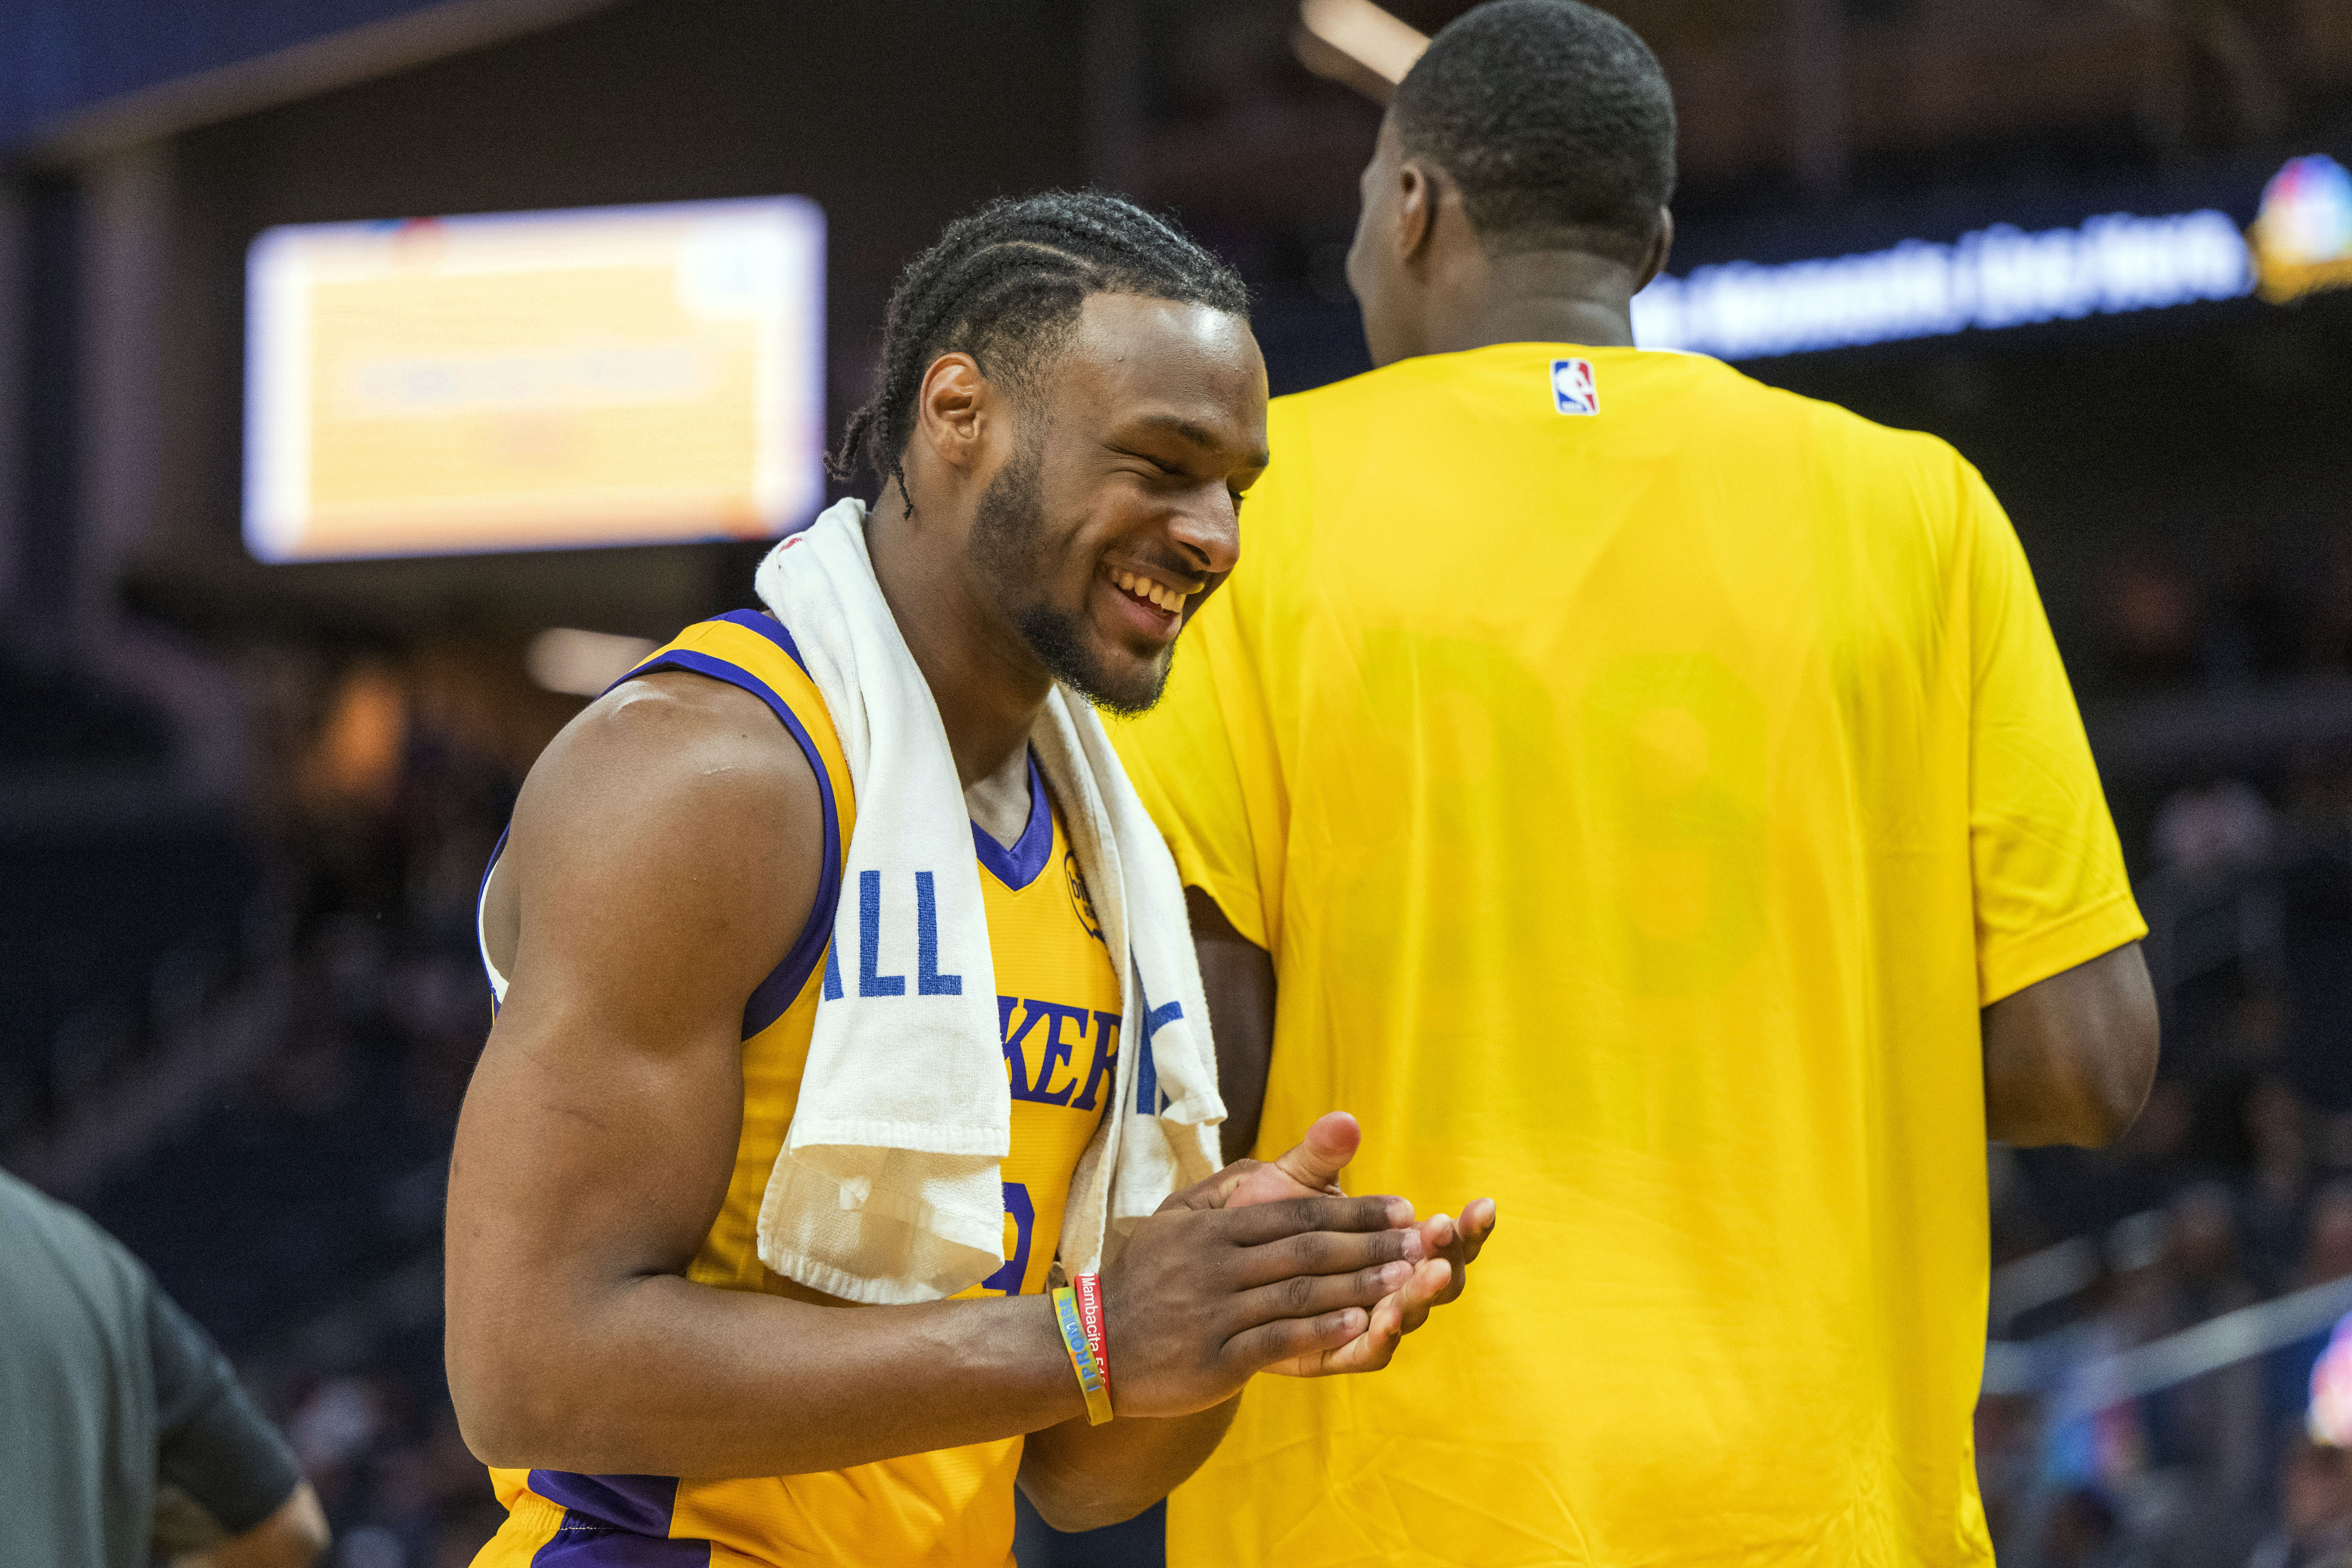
[1107,444,1188,479]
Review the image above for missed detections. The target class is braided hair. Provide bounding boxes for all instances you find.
[831,191,1249,513]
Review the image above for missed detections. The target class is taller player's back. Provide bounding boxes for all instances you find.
[1116,340,2144,1564]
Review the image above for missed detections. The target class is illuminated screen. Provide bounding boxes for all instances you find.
[244,197,825,562]
[1633,208,2252,361]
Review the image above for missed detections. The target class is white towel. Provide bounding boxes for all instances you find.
[750,498,1224,1305]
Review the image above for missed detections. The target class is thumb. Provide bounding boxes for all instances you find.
[1271,1111,1360,1194]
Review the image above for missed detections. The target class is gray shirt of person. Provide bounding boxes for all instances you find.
[0,1169,301,1567]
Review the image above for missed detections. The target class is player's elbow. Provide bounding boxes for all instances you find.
[449,1366,546,1470]
[447,1318,590,1469]
[1987,1017,2158,1149]
[2057,958,2160,1148]
[2018,1052,2150,1148]
[457,1377,610,1471]
[1982,945,2160,1149]
[2072,1014,2159,1148]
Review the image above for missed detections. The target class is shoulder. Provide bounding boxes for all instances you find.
[1265,360,1422,433]
[0,1172,130,1273]
[0,1174,150,1339]
[1693,356,1974,478]
[536,670,818,811]
[509,666,826,905]
[1230,373,1417,542]
[1671,359,1997,551]
[490,664,830,1014]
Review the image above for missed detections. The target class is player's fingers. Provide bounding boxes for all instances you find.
[1396,1258,1454,1332]
[1234,1258,1415,1329]
[1459,1198,1498,1257]
[1413,1213,1465,1305]
[1226,1306,1368,1375]
[1437,1200,1495,1304]
[1316,1289,1410,1375]
[1217,1192,1413,1249]
[1232,1222,1422,1288]
[1268,1111,1360,1195]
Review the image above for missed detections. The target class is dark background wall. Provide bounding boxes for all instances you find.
[0,0,466,148]
[120,0,1093,641]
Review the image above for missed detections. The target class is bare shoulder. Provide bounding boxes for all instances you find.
[495,670,826,1018]
[528,668,817,810]
[516,670,822,854]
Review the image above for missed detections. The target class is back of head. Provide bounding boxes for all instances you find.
[1393,0,1676,266]
[834,190,1248,511]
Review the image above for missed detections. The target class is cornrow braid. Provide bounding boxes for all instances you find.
[831,190,1249,513]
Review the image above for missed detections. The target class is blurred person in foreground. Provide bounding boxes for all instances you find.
[2247,1436,2352,1568]
[1109,1,2160,1561]
[2150,1186,2264,1497]
[447,192,1466,1565]
[2041,1488,2138,1568]
[2302,1184,2352,1288]
[0,1169,329,1568]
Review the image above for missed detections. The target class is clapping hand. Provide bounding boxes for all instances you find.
[1159,1112,1495,1376]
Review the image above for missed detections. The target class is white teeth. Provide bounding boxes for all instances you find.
[1110,569,1190,614]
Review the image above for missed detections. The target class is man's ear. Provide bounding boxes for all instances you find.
[1395,158,1442,268]
[1635,208,1675,295]
[913,352,989,476]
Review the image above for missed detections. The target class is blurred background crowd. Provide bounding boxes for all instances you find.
[3,0,2351,1563]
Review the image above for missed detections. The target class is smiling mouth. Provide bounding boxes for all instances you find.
[1110,567,1193,614]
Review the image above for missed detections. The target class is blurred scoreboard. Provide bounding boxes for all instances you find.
[244,197,825,562]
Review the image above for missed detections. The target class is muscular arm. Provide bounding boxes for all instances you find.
[448,678,1413,1481]
[1981,940,2159,1148]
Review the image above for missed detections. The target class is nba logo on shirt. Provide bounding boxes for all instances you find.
[1551,358,1599,415]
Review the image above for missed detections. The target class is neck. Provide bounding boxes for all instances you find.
[1421,248,1641,356]
[861,488,1053,790]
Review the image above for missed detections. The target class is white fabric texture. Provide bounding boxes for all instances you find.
[750,497,1224,1305]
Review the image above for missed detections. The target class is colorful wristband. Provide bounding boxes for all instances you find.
[1052,1286,1114,1426]
[1072,1272,1111,1385]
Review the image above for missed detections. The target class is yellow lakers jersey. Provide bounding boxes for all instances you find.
[473,610,1122,1567]
[1112,344,2144,1566]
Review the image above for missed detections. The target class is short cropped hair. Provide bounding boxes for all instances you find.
[833,191,1248,512]
[1392,0,1677,266]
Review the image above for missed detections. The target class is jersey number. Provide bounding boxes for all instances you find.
[982,1182,1034,1294]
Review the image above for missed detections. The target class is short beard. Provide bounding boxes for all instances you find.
[967,440,1173,716]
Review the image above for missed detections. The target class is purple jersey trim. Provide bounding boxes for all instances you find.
[623,646,842,1038]
[532,1531,708,1565]
[972,752,1052,891]
[526,1470,708,1563]
[528,1471,678,1534]
[709,608,808,674]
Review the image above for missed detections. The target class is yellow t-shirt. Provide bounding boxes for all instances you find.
[1110,344,2144,1566]
[473,613,1120,1567]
